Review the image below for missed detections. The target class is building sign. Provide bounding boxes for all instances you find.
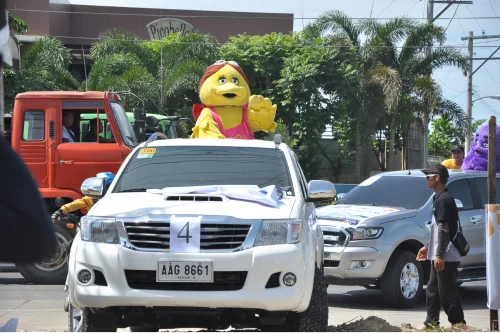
[146,18,194,40]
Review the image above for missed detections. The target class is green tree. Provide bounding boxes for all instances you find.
[8,11,28,45]
[88,29,219,118]
[219,32,357,178]
[304,11,469,178]
[429,114,485,158]
[4,37,80,112]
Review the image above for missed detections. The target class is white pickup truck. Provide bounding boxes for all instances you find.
[66,135,335,332]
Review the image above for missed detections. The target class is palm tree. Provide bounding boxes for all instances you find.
[305,11,468,179]
[4,36,80,112]
[87,29,219,117]
[362,22,468,170]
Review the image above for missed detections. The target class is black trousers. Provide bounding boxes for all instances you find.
[425,261,466,326]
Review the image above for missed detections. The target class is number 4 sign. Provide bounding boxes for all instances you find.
[170,216,202,253]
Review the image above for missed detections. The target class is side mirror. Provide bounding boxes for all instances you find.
[55,197,65,208]
[307,180,336,203]
[455,199,464,211]
[81,177,105,199]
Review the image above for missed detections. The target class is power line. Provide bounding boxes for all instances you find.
[444,4,459,33]
[7,8,500,20]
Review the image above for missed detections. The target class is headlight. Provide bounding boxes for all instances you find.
[254,220,302,247]
[80,216,119,243]
[346,227,383,240]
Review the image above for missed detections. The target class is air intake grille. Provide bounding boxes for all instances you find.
[321,227,348,247]
[123,222,251,250]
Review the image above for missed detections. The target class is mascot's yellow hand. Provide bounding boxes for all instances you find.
[248,95,278,133]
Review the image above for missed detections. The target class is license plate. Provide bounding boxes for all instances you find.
[157,261,213,283]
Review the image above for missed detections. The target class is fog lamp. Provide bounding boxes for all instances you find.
[349,260,374,270]
[324,252,331,260]
[78,269,92,284]
[283,272,297,287]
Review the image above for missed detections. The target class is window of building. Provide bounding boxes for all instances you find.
[23,111,45,141]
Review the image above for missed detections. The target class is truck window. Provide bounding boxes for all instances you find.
[447,179,474,210]
[471,177,500,208]
[23,111,44,141]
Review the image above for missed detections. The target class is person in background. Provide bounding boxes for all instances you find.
[0,135,56,262]
[82,118,114,143]
[417,164,465,329]
[62,110,77,143]
[441,144,464,170]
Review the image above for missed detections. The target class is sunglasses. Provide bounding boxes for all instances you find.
[213,60,241,68]
[426,174,438,180]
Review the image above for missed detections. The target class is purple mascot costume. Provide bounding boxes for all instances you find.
[461,124,500,172]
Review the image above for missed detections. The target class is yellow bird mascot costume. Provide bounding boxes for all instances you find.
[191,60,277,139]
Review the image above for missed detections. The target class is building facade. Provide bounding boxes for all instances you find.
[7,0,293,76]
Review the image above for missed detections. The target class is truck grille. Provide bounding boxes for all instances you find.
[125,270,247,291]
[321,226,349,247]
[123,222,252,251]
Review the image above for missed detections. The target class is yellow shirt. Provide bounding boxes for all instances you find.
[441,159,462,170]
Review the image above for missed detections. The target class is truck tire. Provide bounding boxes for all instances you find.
[287,267,328,331]
[16,223,73,284]
[68,304,118,332]
[380,250,424,308]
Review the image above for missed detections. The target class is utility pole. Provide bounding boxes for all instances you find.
[462,33,500,153]
[422,0,434,169]
[465,31,473,154]
[421,0,471,168]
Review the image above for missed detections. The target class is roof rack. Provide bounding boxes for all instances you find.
[144,132,168,147]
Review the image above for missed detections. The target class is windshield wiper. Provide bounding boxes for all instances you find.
[117,188,149,193]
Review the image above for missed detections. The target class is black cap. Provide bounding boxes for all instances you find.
[451,144,464,152]
[421,164,449,183]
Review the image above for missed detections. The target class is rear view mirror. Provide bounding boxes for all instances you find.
[81,177,105,199]
[307,180,336,203]
[455,199,464,211]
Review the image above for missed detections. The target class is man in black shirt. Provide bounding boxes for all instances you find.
[417,164,465,328]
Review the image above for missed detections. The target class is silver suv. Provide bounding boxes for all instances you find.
[316,169,490,308]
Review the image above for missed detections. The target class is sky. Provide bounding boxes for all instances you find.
[66,0,500,129]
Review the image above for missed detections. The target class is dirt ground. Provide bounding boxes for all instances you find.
[165,316,484,333]
[15,316,484,332]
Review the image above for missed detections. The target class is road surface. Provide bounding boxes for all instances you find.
[0,264,490,331]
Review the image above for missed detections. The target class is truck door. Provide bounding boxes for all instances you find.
[18,110,49,188]
[447,178,484,267]
[54,101,123,193]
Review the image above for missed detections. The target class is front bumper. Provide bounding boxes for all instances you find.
[323,246,383,283]
[68,240,314,312]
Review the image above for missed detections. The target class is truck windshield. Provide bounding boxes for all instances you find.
[113,146,294,195]
[336,175,433,209]
[110,102,138,147]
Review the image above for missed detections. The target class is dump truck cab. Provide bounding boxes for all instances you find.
[11,91,139,205]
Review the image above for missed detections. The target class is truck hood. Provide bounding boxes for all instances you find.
[90,192,296,220]
[316,204,417,228]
